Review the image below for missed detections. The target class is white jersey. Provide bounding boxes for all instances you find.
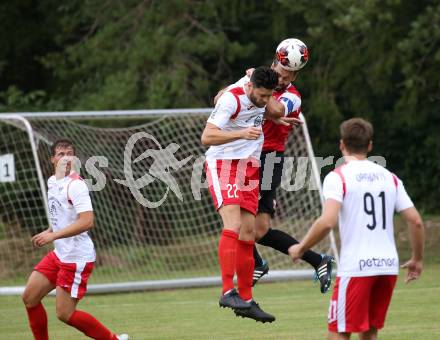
[205,80,265,160]
[47,172,95,262]
[323,160,413,277]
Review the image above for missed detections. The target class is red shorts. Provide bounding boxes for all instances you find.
[328,275,397,333]
[34,251,94,300]
[205,158,260,215]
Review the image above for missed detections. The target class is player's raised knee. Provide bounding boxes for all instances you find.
[56,307,74,323]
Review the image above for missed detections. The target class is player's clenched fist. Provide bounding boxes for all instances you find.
[240,127,261,140]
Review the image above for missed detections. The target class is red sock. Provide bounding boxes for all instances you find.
[218,229,239,294]
[236,239,255,301]
[26,302,49,340]
[67,310,117,340]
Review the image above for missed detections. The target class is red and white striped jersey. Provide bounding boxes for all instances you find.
[323,160,413,277]
[205,81,265,160]
[263,84,301,152]
[220,75,302,153]
[47,172,95,262]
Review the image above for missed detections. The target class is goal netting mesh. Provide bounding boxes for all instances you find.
[0,110,337,293]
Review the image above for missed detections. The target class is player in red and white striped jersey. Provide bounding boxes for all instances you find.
[290,118,425,339]
[22,139,128,340]
[202,66,279,323]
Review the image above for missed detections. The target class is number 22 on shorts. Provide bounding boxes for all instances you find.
[226,184,239,198]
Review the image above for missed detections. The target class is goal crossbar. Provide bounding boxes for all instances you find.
[0,109,338,295]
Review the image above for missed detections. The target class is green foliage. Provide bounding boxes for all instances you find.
[39,0,256,110]
[0,86,46,112]
[0,0,439,211]
[383,2,440,212]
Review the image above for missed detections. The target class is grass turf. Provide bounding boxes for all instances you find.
[1,264,439,339]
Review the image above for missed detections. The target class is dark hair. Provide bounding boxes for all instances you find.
[50,139,76,157]
[250,66,278,90]
[340,118,373,154]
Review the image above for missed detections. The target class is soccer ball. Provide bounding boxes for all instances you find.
[275,38,309,71]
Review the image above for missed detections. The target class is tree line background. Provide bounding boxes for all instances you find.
[0,0,439,212]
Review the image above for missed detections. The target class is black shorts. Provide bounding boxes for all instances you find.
[258,151,284,216]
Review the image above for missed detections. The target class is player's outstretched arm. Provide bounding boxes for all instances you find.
[399,206,425,283]
[32,211,94,247]
[268,116,303,127]
[201,123,261,146]
[264,97,284,119]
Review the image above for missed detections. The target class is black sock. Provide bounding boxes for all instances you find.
[253,245,263,267]
[258,228,322,269]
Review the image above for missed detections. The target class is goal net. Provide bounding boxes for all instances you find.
[0,110,337,294]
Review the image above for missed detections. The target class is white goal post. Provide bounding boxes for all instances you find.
[0,109,338,295]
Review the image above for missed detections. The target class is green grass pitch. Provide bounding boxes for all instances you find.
[1,265,439,339]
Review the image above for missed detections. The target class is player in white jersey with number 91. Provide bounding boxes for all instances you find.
[289,118,425,339]
[22,139,128,340]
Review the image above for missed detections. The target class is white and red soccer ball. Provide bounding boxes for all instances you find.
[275,38,309,71]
